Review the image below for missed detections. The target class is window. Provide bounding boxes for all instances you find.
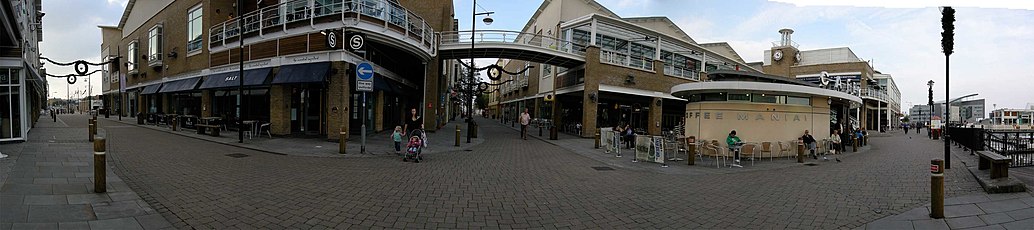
[727,93,750,101]
[787,96,811,105]
[701,93,725,101]
[127,41,138,73]
[751,94,781,104]
[187,6,203,53]
[542,64,551,78]
[147,25,163,66]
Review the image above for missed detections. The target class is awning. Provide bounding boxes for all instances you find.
[271,62,330,84]
[140,84,163,95]
[599,84,686,101]
[199,68,273,89]
[158,77,201,93]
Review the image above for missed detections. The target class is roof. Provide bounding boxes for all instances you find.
[699,42,746,63]
[798,47,863,66]
[517,0,620,38]
[622,16,696,44]
[116,0,135,29]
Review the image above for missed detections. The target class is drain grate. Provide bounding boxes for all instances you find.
[464,149,473,152]
[804,163,818,166]
[592,166,615,171]
[225,153,250,158]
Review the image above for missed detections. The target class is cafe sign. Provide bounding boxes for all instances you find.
[688,111,810,122]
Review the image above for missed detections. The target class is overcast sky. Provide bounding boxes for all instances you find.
[42,0,1034,113]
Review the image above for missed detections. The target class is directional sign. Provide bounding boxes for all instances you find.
[356,80,373,92]
[349,34,365,50]
[356,62,374,80]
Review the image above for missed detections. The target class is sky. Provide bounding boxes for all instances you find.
[40,0,1034,113]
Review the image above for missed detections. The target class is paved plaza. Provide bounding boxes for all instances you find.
[1,114,1032,229]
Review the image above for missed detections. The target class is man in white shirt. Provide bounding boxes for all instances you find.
[520,108,531,140]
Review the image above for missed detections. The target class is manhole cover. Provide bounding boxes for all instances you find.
[226,153,250,158]
[592,166,615,171]
[804,163,818,166]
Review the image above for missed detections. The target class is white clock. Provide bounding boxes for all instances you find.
[795,51,802,62]
[773,50,783,61]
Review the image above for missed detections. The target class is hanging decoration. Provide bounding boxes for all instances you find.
[40,57,117,84]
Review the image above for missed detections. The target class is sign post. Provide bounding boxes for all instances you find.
[356,62,373,154]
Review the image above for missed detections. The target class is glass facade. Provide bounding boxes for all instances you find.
[0,68,24,140]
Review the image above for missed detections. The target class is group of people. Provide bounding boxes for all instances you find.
[902,122,926,134]
[722,127,863,167]
[390,108,427,160]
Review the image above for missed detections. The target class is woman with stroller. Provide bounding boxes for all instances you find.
[403,135,423,163]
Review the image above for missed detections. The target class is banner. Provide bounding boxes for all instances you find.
[651,136,665,164]
[602,128,613,153]
[635,135,651,162]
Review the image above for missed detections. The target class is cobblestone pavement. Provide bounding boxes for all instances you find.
[25,114,989,229]
[0,115,172,230]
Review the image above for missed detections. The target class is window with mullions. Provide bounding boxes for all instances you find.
[630,43,655,59]
[661,51,698,70]
[147,25,163,65]
[571,29,590,50]
[727,93,750,101]
[127,41,138,73]
[701,93,725,101]
[595,34,627,53]
[787,96,811,105]
[751,94,784,104]
[187,6,203,53]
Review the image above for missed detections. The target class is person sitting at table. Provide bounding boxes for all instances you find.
[726,130,744,167]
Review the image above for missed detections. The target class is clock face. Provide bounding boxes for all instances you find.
[773,50,783,61]
[795,51,802,62]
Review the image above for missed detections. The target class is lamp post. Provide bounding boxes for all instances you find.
[468,0,493,143]
[236,0,245,143]
[941,6,955,169]
[928,80,934,138]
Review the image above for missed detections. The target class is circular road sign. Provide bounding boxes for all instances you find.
[356,62,374,80]
[349,34,364,50]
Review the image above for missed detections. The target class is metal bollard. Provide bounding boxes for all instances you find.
[94,138,106,193]
[852,137,858,152]
[539,125,543,137]
[594,130,600,149]
[687,142,696,165]
[473,123,479,138]
[455,125,461,147]
[930,159,945,218]
[88,123,95,142]
[339,129,347,154]
[171,117,178,131]
[797,140,805,163]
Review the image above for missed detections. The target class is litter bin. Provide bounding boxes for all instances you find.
[549,126,558,140]
[137,113,144,125]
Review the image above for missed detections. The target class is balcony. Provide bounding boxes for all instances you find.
[209,0,435,57]
[861,88,889,102]
[663,64,699,81]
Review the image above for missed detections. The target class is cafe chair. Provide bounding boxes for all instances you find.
[741,143,758,166]
[760,142,773,161]
[779,141,792,159]
[703,143,725,169]
[259,123,272,138]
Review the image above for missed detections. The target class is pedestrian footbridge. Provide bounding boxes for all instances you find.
[437,30,586,68]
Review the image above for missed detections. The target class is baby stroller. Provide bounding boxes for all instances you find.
[402,130,425,163]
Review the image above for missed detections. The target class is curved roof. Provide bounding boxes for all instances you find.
[671,81,863,106]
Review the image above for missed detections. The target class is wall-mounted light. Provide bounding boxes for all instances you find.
[588,92,597,102]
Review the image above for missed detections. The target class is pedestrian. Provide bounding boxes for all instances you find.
[623,124,635,149]
[391,126,403,155]
[802,130,817,159]
[404,108,422,135]
[726,130,744,167]
[519,108,531,140]
[830,129,841,157]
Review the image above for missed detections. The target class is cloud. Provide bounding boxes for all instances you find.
[107,0,129,7]
[40,0,124,98]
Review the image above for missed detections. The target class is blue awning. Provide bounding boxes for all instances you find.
[271,62,330,84]
[199,68,273,89]
[140,84,163,95]
[158,77,201,93]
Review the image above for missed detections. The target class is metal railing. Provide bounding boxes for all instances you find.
[599,49,653,72]
[663,64,699,80]
[861,88,888,101]
[438,30,585,56]
[984,129,1034,167]
[209,0,435,54]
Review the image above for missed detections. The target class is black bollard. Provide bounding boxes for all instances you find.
[94,138,107,193]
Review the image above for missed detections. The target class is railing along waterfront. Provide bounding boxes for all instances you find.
[983,129,1034,167]
[437,30,585,57]
[209,0,435,55]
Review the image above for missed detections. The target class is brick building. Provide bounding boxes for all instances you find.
[99,0,457,141]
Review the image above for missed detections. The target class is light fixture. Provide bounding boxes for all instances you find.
[483,15,494,25]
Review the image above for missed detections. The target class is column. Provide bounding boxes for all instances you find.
[326,61,350,140]
[201,90,212,117]
[581,46,602,137]
[648,97,662,135]
[374,91,384,131]
[269,85,291,135]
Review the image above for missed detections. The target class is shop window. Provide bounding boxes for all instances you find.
[187,5,203,53]
[727,93,750,101]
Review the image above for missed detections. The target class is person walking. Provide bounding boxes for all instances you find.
[726,130,744,167]
[519,108,531,140]
[391,126,404,155]
[403,108,422,135]
[830,129,842,158]
[802,130,817,159]
[623,124,635,149]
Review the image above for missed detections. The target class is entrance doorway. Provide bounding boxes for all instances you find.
[291,87,325,135]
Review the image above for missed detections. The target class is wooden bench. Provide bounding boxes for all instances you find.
[196,124,221,137]
[976,151,1011,179]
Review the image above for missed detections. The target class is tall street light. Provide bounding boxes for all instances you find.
[468,0,493,143]
[928,80,934,138]
[941,6,955,169]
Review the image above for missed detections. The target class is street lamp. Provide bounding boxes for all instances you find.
[927,80,934,134]
[467,0,494,143]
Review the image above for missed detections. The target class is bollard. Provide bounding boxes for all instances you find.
[88,123,95,142]
[930,159,945,218]
[339,129,347,154]
[455,125,461,147]
[797,140,805,163]
[539,125,543,137]
[171,117,178,131]
[686,141,694,165]
[549,126,558,140]
[852,137,858,152]
[594,130,601,149]
[473,123,479,138]
[94,138,106,193]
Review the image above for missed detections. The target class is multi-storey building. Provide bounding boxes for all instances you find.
[763,32,900,132]
[100,0,457,140]
[1,0,47,142]
[989,107,1033,126]
[489,0,755,137]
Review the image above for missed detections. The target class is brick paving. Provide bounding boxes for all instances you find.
[3,114,995,229]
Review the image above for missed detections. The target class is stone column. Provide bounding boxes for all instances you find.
[648,97,662,135]
[161,94,170,113]
[327,61,350,140]
[581,46,602,138]
[423,60,440,132]
[375,91,385,132]
[201,90,212,117]
[269,85,291,135]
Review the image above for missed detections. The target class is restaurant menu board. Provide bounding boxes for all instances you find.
[651,137,665,164]
[635,135,652,162]
[601,128,614,153]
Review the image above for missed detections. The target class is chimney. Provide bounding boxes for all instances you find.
[778,28,794,47]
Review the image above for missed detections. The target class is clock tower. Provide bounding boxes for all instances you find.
[764,28,801,78]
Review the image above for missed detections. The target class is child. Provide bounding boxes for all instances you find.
[391,126,403,155]
[407,136,422,154]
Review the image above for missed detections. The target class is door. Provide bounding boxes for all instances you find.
[291,88,324,135]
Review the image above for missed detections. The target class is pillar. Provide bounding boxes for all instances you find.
[201,90,212,117]
[423,60,440,132]
[270,85,291,135]
[374,90,385,132]
[327,61,350,140]
[580,46,602,138]
[161,94,170,113]
[648,97,662,136]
